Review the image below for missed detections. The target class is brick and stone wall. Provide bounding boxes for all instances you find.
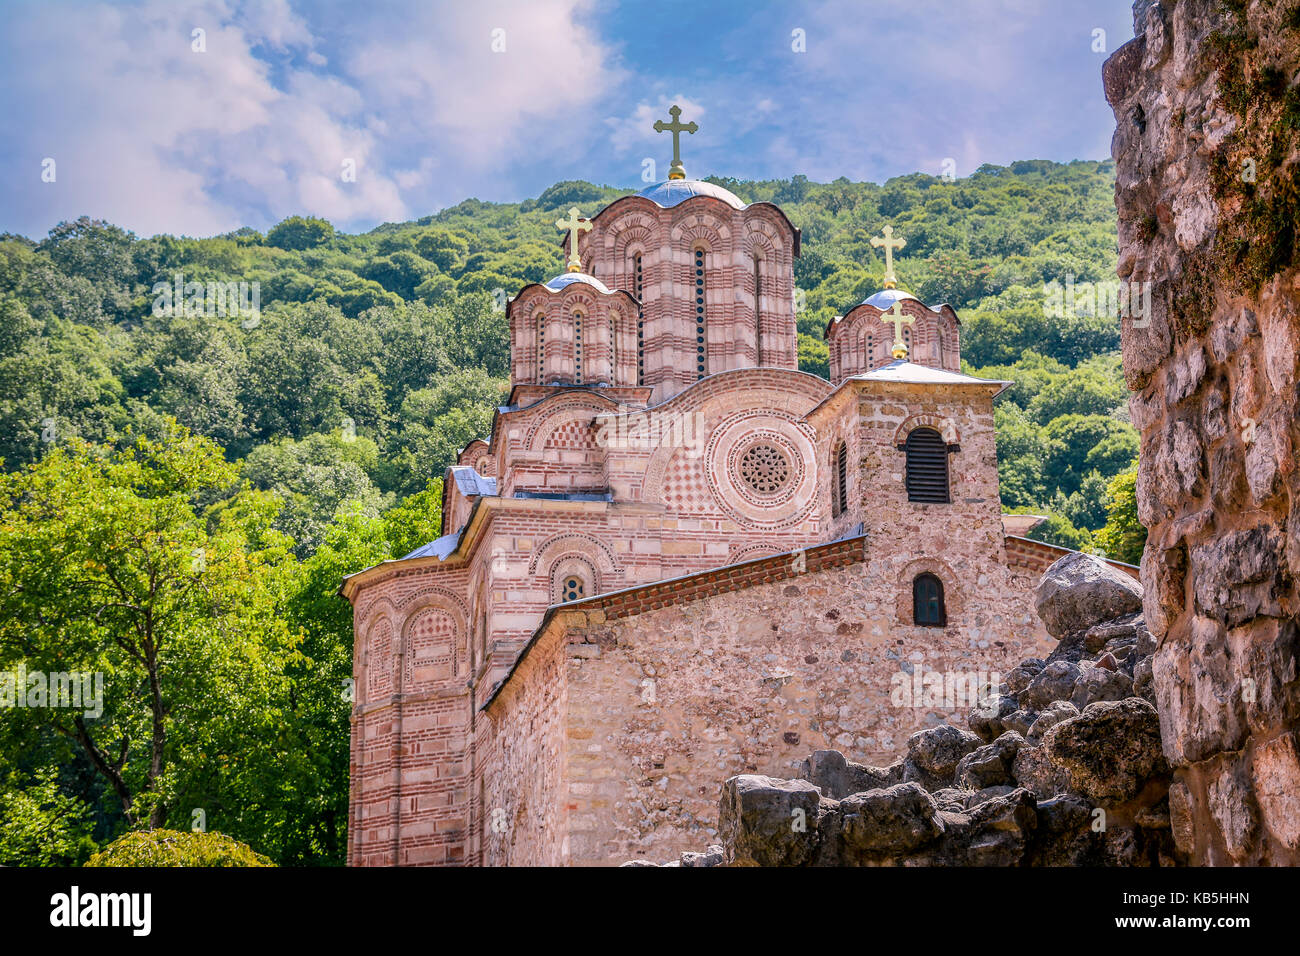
[1105,0,1300,864]
[481,535,1054,865]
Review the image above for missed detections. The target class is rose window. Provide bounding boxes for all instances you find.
[738,443,791,496]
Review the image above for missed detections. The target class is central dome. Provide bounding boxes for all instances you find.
[860,288,919,310]
[636,179,746,210]
[543,272,611,293]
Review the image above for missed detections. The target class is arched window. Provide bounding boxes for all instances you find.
[832,440,848,517]
[572,310,583,384]
[535,313,546,381]
[551,556,596,605]
[753,255,763,365]
[561,576,586,602]
[905,427,950,503]
[633,253,644,385]
[694,247,707,379]
[913,573,946,627]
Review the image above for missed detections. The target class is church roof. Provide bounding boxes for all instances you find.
[399,531,462,562]
[847,359,1010,390]
[543,272,612,293]
[449,466,497,498]
[860,288,920,309]
[636,179,746,210]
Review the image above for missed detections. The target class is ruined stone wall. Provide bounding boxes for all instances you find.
[1104,0,1300,864]
[546,540,1053,865]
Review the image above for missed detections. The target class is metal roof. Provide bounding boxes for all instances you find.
[636,179,746,210]
[399,531,462,562]
[448,466,497,499]
[847,359,1009,388]
[543,272,612,293]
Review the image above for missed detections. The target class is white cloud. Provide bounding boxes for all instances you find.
[0,0,621,237]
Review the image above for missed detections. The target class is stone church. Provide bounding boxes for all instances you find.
[340,109,1126,866]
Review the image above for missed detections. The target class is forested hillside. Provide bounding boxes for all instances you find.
[0,159,1143,866]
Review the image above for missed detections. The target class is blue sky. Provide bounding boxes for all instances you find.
[0,0,1135,239]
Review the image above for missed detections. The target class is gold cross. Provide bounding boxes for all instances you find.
[555,207,592,272]
[870,225,906,289]
[881,300,914,359]
[653,104,698,181]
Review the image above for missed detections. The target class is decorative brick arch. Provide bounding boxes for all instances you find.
[893,556,965,625]
[528,531,622,577]
[522,398,606,451]
[672,219,728,252]
[728,542,783,564]
[893,414,961,448]
[741,206,792,254]
[742,219,783,260]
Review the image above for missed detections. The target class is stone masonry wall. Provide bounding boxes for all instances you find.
[1104,0,1300,864]
[508,538,1053,865]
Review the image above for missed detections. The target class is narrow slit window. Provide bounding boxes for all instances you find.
[634,253,644,385]
[573,310,583,384]
[694,248,707,379]
[536,313,546,381]
[833,441,848,516]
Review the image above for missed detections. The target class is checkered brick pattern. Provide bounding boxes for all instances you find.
[659,450,712,513]
[405,608,456,691]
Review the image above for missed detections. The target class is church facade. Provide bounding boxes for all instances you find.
[340,111,1116,866]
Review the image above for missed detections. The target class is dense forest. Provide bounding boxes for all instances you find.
[0,159,1144,865]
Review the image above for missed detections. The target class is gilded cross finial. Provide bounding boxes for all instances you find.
[881,300,915,359]
[653,104,698,181]
[555,207,592,272]
[870,225,906,289]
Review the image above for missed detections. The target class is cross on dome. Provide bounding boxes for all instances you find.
[881,299,915,359]
[653,104,698,181]
[870,225,906,289]
[555,206,593,273]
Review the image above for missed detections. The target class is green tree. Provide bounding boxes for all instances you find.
[86,829,274,866]
[1095,466,1146,564]
[0,423,297,830]
[266,216,334,251]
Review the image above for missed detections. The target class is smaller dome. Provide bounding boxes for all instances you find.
[544,272,612,294]
[860,288,919,310]
[636,179,746,210]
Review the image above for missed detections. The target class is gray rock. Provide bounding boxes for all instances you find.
[909,788,1037,866]
[1070,665,1134,709]
[1012,744,1074,800]
[799,749,902,799]
[1003,659,1045,695]
[903,724,983,791]
[1022,660,1082,710]
[1041,698,1169,803]
[1028,700,1079,741]
[1034,552,1144,639]
[718,774,821,867]
[968,693,1019,742]
[1001,710,1037,738]
[837,782,945,856]
[930,788,974,812]
[955,731,1025,790]
[679,844,724,867]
